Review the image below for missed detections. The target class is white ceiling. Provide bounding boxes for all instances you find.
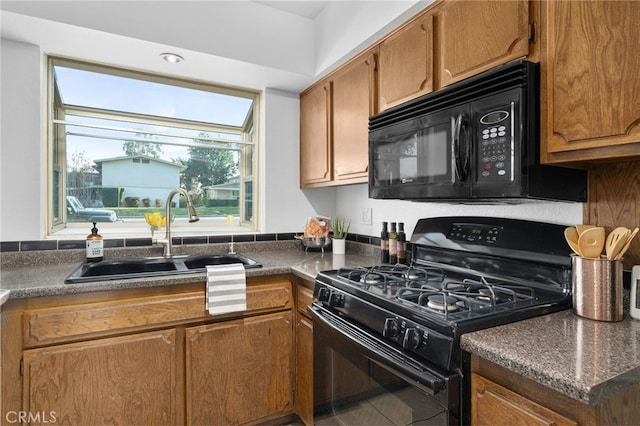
[0,1,426,92]
[255,1,329,19]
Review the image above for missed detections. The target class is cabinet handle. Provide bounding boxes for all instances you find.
[528,22,537,44]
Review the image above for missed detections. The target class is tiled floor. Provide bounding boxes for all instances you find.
[313,386,447,425]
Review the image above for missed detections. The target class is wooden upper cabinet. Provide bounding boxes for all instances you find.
[300,82,332,187]
[378,12,434,110]
[541,0,640,163]
[300,49,376,188]
[438,0,531,88]
[333,50,377,184]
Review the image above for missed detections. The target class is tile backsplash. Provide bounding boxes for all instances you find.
[0,232,383,253]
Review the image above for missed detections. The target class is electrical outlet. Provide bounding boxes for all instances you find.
[361,207,373,225]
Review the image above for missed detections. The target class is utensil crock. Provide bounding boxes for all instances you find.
[572,255,623,322]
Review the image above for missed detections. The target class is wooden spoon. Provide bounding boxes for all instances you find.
[564,227,581,256]
[605,227,630,260]
[578,226,605,259]
[614,227,639,260]
[576,224,595,236]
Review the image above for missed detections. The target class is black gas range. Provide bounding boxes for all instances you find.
[311,216,573,425]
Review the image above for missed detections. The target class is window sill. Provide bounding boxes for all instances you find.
[48,224,253,240]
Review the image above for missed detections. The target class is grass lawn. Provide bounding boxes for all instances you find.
[114,206,239,218]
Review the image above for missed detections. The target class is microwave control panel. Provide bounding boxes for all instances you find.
[476,106,513,182]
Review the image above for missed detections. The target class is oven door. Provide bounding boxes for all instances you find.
[311,303,460,425]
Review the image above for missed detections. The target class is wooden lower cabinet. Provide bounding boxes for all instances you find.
[185,311,293,425]
[295,315,313,426]
[1,276,295,426]
[294,280,314,426]
[472,373,576,426]
[23,329,177,425]
[471,355,640,425]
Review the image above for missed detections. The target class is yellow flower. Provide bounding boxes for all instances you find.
[145,212,165,228]
[226,215,233,223]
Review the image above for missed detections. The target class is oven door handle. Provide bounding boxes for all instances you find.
[310,304,447,395]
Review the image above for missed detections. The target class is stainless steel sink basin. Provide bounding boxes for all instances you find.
[65,254,262,283]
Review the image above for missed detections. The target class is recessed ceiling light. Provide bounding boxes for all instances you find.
[160,53,184,64]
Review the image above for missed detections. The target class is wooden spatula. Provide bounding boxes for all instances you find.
[605,227,630,260]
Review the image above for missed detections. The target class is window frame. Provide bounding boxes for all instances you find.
[46,56,260,238]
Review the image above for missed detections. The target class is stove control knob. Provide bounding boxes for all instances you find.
[402,327,423,350]
[328,292,344,308]
[316,287,331,302]
[382,318,399,338]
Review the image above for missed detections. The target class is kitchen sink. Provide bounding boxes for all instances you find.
[183,253,262,269]
[65,254,262,283]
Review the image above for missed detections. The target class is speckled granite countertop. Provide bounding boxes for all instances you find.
[0,240,377,300]
[461,309,640,406]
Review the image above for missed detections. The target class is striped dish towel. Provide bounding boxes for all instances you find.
[206,263,246,315]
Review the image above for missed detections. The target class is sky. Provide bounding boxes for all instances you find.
[54,64,253,165]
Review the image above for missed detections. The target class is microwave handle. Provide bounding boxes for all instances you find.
[454,113,470,182]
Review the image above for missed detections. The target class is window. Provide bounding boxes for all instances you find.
[47,57,259,237]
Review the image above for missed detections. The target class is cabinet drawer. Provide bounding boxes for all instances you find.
[24,281,292,347]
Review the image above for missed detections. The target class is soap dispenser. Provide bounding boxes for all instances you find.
[86,221,104,262]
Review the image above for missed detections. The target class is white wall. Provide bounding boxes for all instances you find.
[314,1,430,75]
[0,39,45,241]
[336,184,583,239]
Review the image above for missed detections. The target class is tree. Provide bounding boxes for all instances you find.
[123,133,163,158]
[67,149,97,202]
[179,133,238,192]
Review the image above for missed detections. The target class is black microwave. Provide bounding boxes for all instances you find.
[369,60,587,202]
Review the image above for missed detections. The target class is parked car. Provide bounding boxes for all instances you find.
[66,196,120,223]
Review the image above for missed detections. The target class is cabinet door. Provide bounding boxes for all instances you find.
[23,329,177,425]
[186,311,293,425]
[300,82,332,187]
[472,373,576,426]
[378,12,434,110]
[295,315,313,426]
[541,1,640,163]
[332,50,377,184]
[439,0,530,88]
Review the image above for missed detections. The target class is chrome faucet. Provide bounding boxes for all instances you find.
[156,188,199,257]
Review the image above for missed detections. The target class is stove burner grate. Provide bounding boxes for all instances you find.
[394,274,539,320]
[334,265,543,321]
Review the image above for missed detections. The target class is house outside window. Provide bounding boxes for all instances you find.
[47,57,259,237]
